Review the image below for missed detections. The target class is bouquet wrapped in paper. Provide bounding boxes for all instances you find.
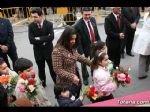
[113,66,132,87]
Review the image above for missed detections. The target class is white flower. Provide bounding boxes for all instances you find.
[24,80,28,85]
[128,67,131,71]
[70,95,75,101]
[28,85,35,93]
[116,67,119,69]
[18,78,25,84]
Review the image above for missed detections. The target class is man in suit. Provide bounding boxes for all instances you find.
[28,7,56,87]
[74,7,101,85]
[121,7,140,58]
[104,7,125,69]
[0,9,18,70]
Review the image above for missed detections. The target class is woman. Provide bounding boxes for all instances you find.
[52,26,91,99]
[133,7,150,79]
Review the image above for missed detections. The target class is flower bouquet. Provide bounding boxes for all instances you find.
[83,85,108,102]
[17,72,38,100]
[0,74,18,95]
[113,66,131,87]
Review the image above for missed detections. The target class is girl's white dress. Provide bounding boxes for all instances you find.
[93,66,117,96]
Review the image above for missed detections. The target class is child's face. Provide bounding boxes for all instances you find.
[100,45,108,54]
[61,90,70,98]
[99,54,109,67]
[22,67,33,77]
[0,62,9,75]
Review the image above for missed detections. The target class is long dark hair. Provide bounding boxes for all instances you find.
[56,26,79,51]
[91,52,107,70]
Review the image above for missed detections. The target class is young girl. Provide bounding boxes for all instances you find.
[91,52,117,103]
[91,41,113,75]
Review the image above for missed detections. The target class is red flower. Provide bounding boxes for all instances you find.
[20,73,27,80]
[102,91,107,96]
[89,85,95,96]
[30,72,35,79]
[95,91,99,95]
[125,77,131,84]
[125,73,128,78]
[114,72,118,77]
[28,79,35,85]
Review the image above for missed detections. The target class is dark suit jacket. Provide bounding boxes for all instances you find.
[0,18,16,54]
[28,19,54,52]
[104,13,125,50]
[74,17,101,56]
[122,7,140,31]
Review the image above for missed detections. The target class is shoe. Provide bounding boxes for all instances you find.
[127,52,134,57]
[83,79,89,85]
[121,54,125,59]
[138,75,148,79]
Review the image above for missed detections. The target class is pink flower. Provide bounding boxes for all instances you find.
[18,84,25,92]
[117,73,126,81]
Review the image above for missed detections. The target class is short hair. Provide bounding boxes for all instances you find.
[82,7,92,12]
[0,57,5,65]
[54,83,69,99]
[31,7,43,16]
[0,84,8,107]
[14,58,33,73]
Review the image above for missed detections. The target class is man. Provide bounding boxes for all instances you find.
[0,8,18,69]
[121,7,140,57]
[104,7,125,69]
[28,7,56,87]
[74,7,101,85]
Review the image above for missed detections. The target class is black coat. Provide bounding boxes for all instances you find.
[57,96,83,107]
[104,13,125,50]
[74,17,101,56]
[28,19,54,51]
[122,7,140,31]
[0,18,15,51]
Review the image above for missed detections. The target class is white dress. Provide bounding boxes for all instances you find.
[133,12,150,55]
[93,66,117,96]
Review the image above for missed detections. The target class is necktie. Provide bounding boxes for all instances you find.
[87,21,95,43]
[38,24,42,31]
[117,16,120,29]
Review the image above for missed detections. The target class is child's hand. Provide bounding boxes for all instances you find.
[79,96,84,101]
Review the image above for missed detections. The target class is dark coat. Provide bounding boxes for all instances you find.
[122,7,140,31]
[57,96,83,107]
[28,19,54,51]
[0,18,15,51]
[74,17,101,56]
[104,13,126,50]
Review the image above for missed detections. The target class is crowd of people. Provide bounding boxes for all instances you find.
[0,7,150,107]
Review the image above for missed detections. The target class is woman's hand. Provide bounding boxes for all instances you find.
[73,75,79,85]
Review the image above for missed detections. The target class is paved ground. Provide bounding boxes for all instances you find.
[11,16,150,106]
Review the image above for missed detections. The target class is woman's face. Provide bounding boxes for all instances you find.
[99,54,109,67]
[70,34,77,48]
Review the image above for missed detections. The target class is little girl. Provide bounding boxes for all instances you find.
[91,41,113,74]
[91,52,117,103]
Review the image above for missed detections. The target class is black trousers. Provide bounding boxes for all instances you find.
[69,83,81,99]
[81,54,91,81]
[34,45,56,85]
[125,30,135,54]
[90,94,114,103]
[108,47,121,69]
[8,46,18,70]
[120,38,127,54]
